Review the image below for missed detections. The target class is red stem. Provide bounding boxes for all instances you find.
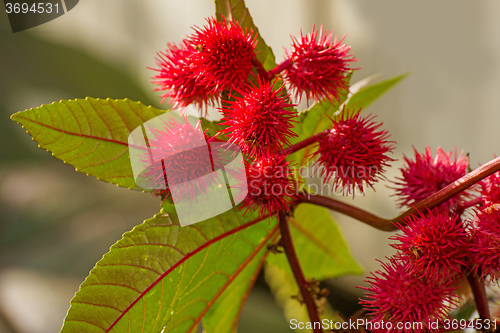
[297,156,500,231]
[284,130,329,155]
[268,58,294,78]
[278,210,323,333]
[396,156,500,221]
[252,56,271,82]
[297,192,394,231]
[466,273,491,332]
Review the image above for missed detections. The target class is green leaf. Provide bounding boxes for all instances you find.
[214,0,276,70]
[345,73,408,113]
[61,206,278,333]
[11,98,167,190]
[202,238,274,333]
[288,72,353,169]
[266,204,362,280]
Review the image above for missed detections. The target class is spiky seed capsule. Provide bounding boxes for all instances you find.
[470,207,500,282]
[312,112,394,196]
[283,26,356,102]
[220,79,297,157]
[151,41,218,108]
[360,257,458,333]
[479,171,500,208]
[391,210,470,283]
[188,17,256,92]
[240,153,296,217]
[394,147,470,209]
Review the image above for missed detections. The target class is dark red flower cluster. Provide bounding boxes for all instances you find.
[151,17,256,108]
[361,148,500,329]
[149,17,367,216]
[361,257,458,333]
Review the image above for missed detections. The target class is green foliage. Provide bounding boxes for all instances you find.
[1,32,155,161]
[11,98,167,190]
[202,234,274,333]
[345,73,408,113]
[61,206,276,333]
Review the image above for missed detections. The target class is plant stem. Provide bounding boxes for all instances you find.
[297,156,500,231]
[252,56,271,82]
[396,156,500,222]
[268,58,293,78]
[278,210,323,333]
[284,130,329,155]
[466,274,491,331]
[297,192,394,231]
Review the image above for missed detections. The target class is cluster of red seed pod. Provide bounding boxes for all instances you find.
[150,16,395,216]
[150,16,500,332]
[362,147,500,332]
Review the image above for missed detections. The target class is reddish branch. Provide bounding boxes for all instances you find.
[268,58,293,78]
[282,150,500,329]
[297,192,394,231]
[466,274,491,332]
[278,210,323,333]
[297,156,500,231]
[284,130,329,155]
[394,156,500,222]
[251,56,271,82]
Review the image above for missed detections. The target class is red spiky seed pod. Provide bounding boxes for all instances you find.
[282,26,356,102]
[188,17,257,92]
[141,117,219,200]
[151,41,218,108]
[220,78,297,157]
[479,170,500,208]
[391,209,470,283]
[470,207,500,282]
[240,153,296,217]
[312,112,394,196]
[360,257,458,333]
[394,147,471,209]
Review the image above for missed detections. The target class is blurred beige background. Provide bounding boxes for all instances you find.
[1,1,500,332]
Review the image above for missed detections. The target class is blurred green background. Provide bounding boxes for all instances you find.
[2,1,500,332]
